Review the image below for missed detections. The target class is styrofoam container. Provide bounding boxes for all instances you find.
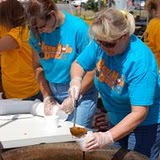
[74,131,93,151]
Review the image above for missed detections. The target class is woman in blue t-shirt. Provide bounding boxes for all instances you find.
[69,8,160,159]
[26,0,98,129]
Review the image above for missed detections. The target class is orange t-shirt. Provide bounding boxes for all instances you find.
[144,18,160,69]
[0,25,40,99]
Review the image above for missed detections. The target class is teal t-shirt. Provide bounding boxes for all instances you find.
[29,11,89,84]
[77,35,160,126]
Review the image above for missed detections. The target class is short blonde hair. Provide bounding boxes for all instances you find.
[89,8,135,42]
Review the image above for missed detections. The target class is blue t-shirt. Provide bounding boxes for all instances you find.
[29,11,89,84]
[77,35,160,126]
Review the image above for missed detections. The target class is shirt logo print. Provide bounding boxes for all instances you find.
[96,58,124,92]
[41,42,72,60]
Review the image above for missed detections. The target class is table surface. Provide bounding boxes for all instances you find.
[0,114,75,149]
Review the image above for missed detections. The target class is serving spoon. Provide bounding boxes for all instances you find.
[70,100,87,138]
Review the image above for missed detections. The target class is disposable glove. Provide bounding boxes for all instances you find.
[69,77,82,100]
[60,97,75,114]
[43,96,60,115]
[82,131,114,151]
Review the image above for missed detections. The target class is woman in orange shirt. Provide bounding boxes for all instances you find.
[144,0,160,70]
[0,0,42,101]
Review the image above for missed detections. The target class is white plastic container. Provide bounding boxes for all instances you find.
[0,99,39,115]
[31,102,68,121]
[31,102,45,116]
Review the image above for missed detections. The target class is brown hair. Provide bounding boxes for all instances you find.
[27,0,58,20]
[26,0,58,38]
[0,0,26,30]
[144,0,160,18]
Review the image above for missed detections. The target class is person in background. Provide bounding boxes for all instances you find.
[143,0,160,70]
[93,97,109,132]
[0,0,42,101]
[69,8,160,159]
[26,0,98,129]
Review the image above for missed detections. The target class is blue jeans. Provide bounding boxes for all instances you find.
[110,123,160,159]
[49,83,98,129]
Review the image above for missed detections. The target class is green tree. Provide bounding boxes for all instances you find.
[82,0,106,12]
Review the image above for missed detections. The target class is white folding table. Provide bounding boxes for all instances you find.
[0,115,75,149]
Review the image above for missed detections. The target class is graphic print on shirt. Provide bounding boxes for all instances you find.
[41,41,72,60]
[96,59,124,92]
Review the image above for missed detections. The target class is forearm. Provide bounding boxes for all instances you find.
[80,69,95,95]
[109,106,149,141]
[69,61,86,100]
[70,61,85,80]
[32,50,52,98]
[34,67,52,98]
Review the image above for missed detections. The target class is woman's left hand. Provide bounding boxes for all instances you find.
[82,131,114,151]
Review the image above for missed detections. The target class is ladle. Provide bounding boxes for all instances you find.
[73,100,78,127]
[70,100,87,138]
[70,126,87,138]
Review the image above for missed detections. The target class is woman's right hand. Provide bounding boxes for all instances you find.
[69,77,82,100]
